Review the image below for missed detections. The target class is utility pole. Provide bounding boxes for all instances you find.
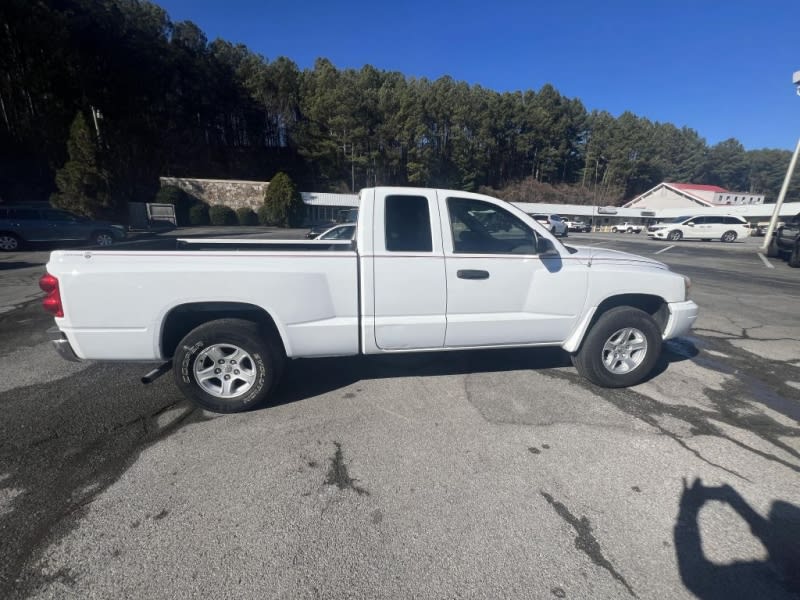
[761,70,800,253]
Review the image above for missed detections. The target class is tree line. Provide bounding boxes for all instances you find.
[1,0,797,218]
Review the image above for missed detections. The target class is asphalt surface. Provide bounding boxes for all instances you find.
[0,229,798,599]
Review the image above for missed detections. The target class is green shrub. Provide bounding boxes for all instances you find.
[154,185,197,226]
[236,207,258,225]
[257,204,272,226]
[209,204,237,226]
[189,203,210,226]
[263,172,305,227]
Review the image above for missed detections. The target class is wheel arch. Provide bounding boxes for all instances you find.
[562,293,669,353]
[159,301,288,360]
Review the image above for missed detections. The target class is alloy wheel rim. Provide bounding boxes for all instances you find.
[96,234,114,246]
[601,327,648,375]
[193,343,258,399]
[0,236,18,250]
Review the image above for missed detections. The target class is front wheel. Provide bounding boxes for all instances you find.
[668,230,683,241]
[789,242,800,268]
[571,306,661,388]
[173,318,280,413]
[766,234,781,257]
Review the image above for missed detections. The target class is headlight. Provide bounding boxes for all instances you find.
[683,275,692,301]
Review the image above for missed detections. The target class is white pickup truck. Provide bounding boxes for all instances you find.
[42,187,697,413]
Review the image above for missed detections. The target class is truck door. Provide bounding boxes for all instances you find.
[372,191,446,349]
[440,194,587,347]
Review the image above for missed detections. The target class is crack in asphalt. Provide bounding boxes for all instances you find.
[540,333,800,478]
[540,491,637,598]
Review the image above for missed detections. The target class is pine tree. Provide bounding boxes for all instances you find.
[263,172,304,227]
[51,112,112,217]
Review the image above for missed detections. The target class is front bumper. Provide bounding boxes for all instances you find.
[47,326,82,362]
[662,301,699,340]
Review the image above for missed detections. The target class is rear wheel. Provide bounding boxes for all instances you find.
[0,233,21,252]
[92,231,115,246]
[721,231,737,243]
[571,306,661,388]
[173,318,281,413]
[668,230,683,241]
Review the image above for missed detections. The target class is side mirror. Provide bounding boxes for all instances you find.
[687,223,695,227]
[536,237,559,257]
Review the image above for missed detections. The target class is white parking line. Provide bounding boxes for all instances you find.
[757,253,775,269]
[654,245,675,255]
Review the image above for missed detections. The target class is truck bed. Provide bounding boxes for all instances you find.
[47,239,359,361]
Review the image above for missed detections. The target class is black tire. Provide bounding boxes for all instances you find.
[766,233,780,258]
[173,318,280,413]
[571,306,662,388]
[0,232,22,252]
[626,228,633,233]
[721,231,737,243]
[561,229,568,238]
[611,227,618,233]
[789,243,800,268]
[668,230,682,241]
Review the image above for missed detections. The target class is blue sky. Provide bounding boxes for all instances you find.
[158,0,799,150]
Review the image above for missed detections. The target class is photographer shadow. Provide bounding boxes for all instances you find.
[674,478,800,599]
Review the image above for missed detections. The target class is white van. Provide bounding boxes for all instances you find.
[648,215,750,243]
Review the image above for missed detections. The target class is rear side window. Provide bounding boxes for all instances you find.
[42,210,75,221]
[385,195,432,252]
[722,216,744,224]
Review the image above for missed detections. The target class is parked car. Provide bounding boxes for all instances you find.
[42,186,696,413]
[565,220,591,232]
[317,223,356,240]
[0,206,127,251]
[529,213,568,237]
[768,212,800,267]
[611,222,643,234]
[648,215,750,242]
[305,221,336,239]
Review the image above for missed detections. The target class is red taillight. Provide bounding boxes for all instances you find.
[39,273,63,317]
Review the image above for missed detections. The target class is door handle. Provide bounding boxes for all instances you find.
[457,269,490,280]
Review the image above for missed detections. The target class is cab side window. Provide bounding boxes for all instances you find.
[447,198,536,254]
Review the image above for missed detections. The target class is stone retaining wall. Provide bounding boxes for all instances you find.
[160,177,268,210]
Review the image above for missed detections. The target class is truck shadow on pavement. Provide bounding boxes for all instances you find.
[268,339,698,409]
[674,478,800,599]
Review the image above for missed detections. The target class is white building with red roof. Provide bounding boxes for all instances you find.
[623,182,764,209]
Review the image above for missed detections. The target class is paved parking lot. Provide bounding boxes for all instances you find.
[1,230,798,599]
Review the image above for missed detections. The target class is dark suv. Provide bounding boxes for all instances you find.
[0,206,127,251]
